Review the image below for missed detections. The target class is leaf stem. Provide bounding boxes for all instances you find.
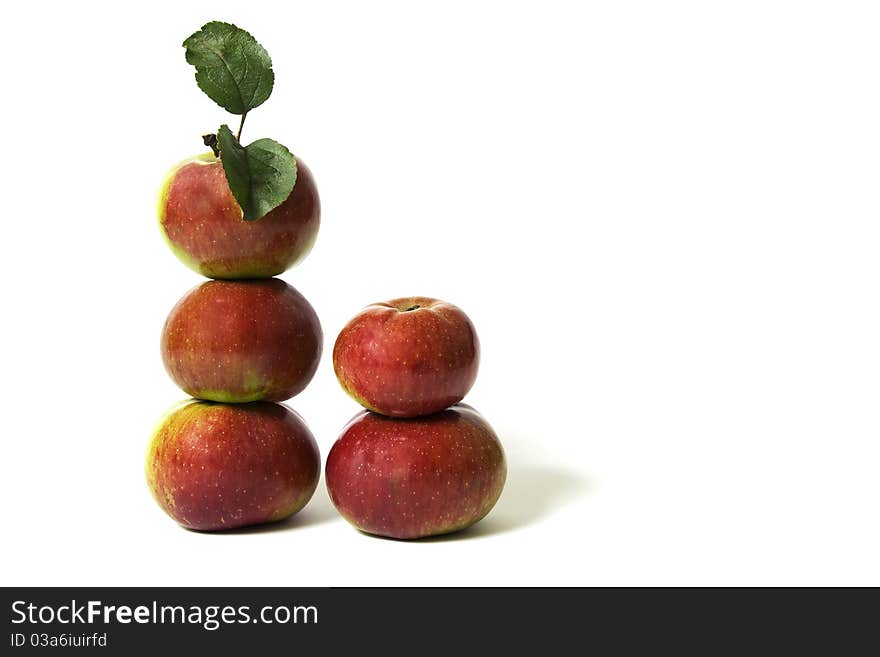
[236,112,248,141]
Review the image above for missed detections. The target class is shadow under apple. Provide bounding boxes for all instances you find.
[410,461,591,542]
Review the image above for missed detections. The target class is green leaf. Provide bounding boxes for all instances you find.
[217,125,298,221]
[183,21,274,115]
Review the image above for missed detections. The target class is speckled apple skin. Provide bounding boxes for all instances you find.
[161,279,322,403]
[146,400,320,531]
[158,153,320,279]
[325,404,506,539]
[333,297,480,417]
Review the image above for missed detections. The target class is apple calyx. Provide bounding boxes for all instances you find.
[390,298,432,313]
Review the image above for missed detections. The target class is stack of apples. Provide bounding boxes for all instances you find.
[144,20,506,539]
[145,154,324,531]
[327,299,507,539]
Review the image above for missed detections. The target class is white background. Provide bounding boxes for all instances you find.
[1,1,878,586]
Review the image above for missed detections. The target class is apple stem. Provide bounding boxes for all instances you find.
[405,305,421,312]
[202,133,220,157]
[236,112,248,141]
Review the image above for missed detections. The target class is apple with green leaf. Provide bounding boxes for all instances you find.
[158,151,319,279]
[146,400,320,531]
[158,21,317,278]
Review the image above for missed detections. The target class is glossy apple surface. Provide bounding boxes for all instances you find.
[333,297,480,417]
[146,400,320,531]
[158,153,320,279]
[161,278,322,403]
[325,404,506,539]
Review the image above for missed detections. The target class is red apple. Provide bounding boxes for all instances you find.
[146,400,320,531]
[158,153,320,279]
[325,404,506,539]
[333,297,480,417]
[161,278,322,403]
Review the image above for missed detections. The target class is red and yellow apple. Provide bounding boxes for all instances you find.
[333,297,480,417]
[146,400,320,531]
[325,404,506,539]
[161,278,322,403]
[158,153,320,279]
